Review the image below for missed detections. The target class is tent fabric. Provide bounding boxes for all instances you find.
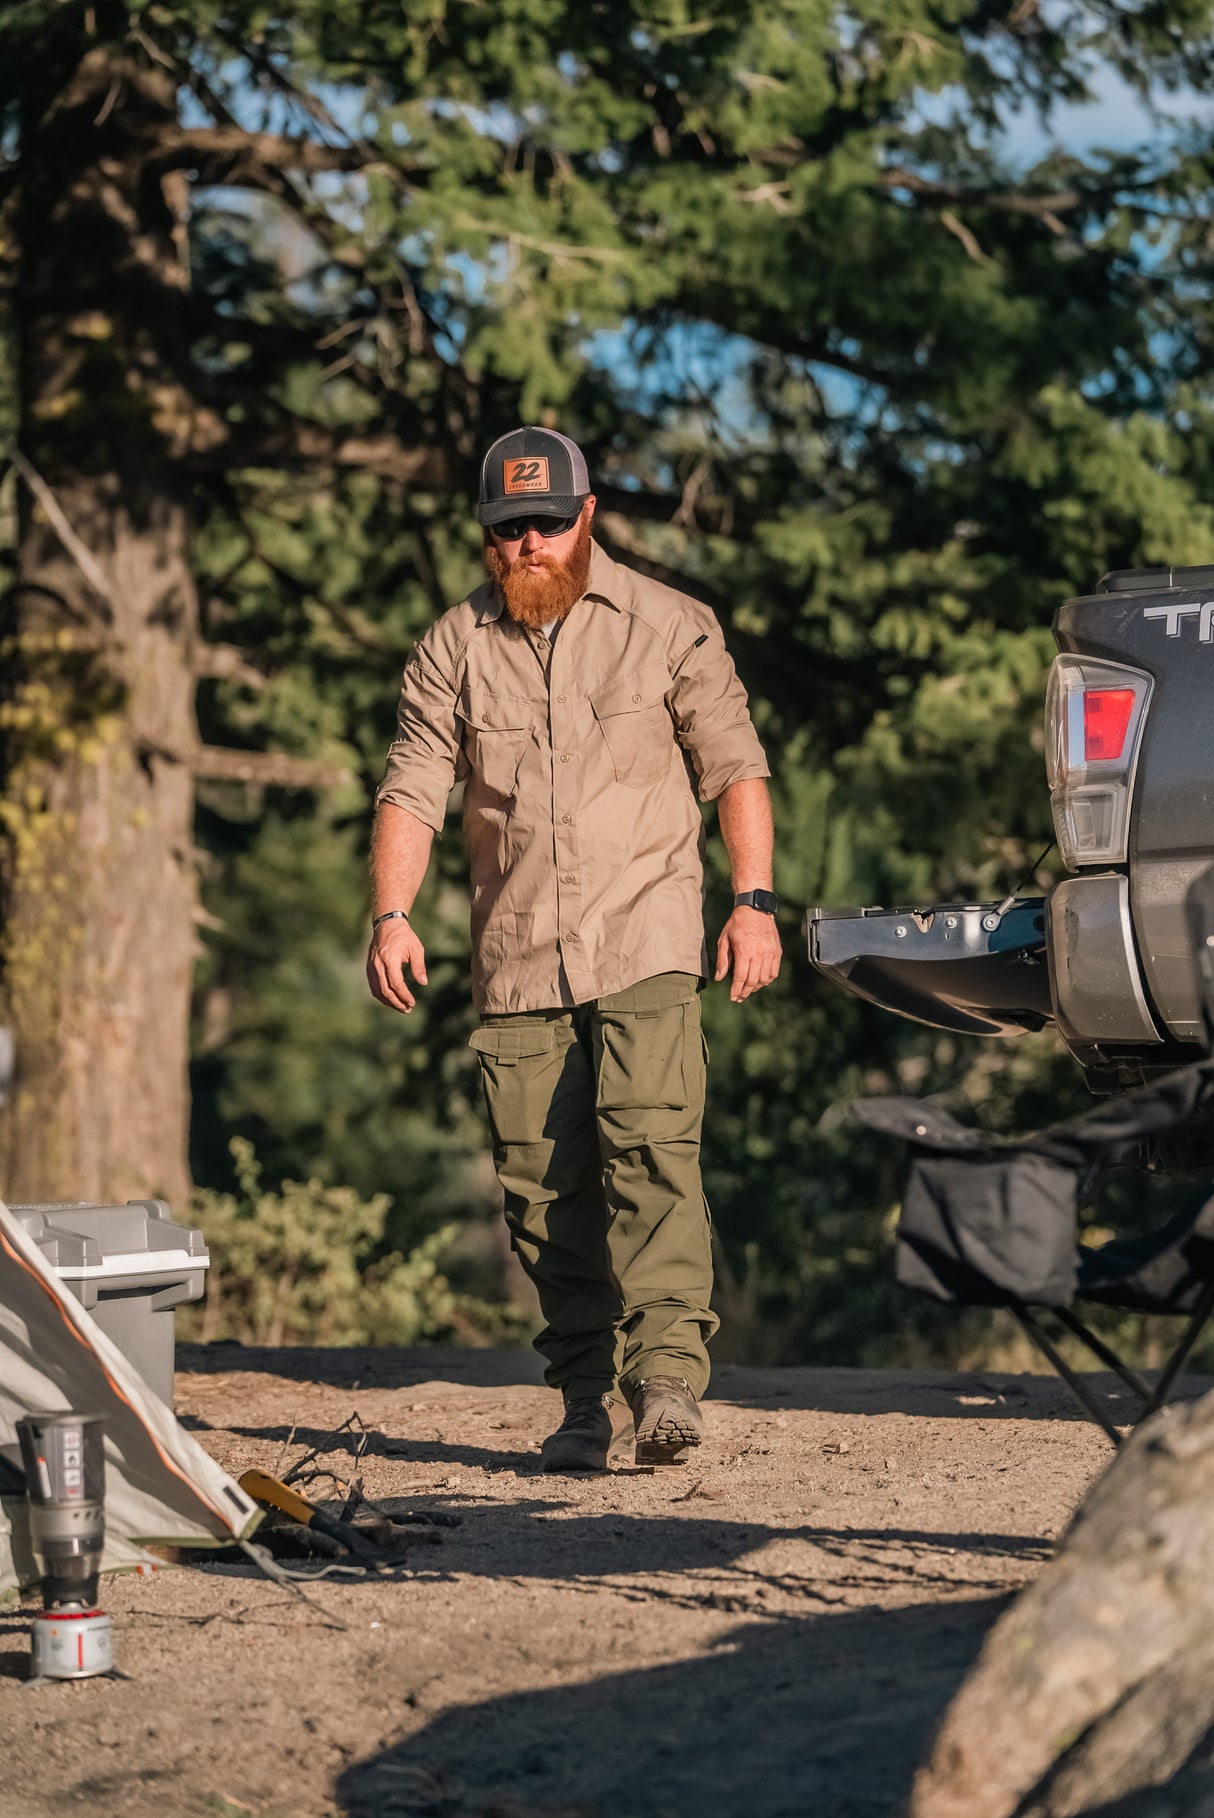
[0,1196,260,1602]
[1,1496,161,1596]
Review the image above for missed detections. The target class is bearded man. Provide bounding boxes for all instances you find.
[368,427,781,1472]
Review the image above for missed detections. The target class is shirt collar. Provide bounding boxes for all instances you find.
[470,578,503,624]
[583,538,624,610]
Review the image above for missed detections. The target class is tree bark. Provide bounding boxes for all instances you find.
[0,48,200,1206]
[909,1390,1214,1818]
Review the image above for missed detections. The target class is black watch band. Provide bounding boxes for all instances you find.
[734,889,779,916]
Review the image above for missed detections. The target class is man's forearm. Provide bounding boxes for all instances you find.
[717,778,774,892]
[370,802,436,919]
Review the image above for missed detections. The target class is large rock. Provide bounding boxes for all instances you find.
[910,1390,1214,1818]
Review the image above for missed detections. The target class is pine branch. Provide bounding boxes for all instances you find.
[192,746,353,790]
[186,424,450,484]
[223,495,394,659]
[595,481,756,538]
[8,450,116,621]
[151,127,418,186]
[192,643,268,691]
[876,164,1178,220]
[161,34,500,436]
[211,27,374,161]
[131,729,353,789]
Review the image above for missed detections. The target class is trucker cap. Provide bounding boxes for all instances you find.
[476,426,590,527]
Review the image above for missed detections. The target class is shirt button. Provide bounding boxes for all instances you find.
[632,693,641,703]
[556,693,567,703]
[560,753,570,763]
[564,932,579,942]
[562,874,575,884]
[561,814,572,824]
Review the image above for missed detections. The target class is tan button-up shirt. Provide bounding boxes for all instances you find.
[377,540,770,1012]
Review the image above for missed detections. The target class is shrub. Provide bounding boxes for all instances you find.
[180,1138,529,1348]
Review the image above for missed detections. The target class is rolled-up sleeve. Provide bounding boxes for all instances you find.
[375,641,464,832]
[667,605,770,802]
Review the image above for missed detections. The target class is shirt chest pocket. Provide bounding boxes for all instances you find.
[457,694,530,800]
[589,669,673,789]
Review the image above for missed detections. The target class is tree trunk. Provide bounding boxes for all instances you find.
[0,46,199,1207]
[909,1391,1214,1818]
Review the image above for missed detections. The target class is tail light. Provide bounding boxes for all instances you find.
[1045,655,1152,868]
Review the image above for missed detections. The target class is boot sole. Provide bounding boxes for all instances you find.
[540,1446,610,1474]
[634,1416,702,1467]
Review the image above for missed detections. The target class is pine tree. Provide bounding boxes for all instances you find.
[3,1,1214,1268]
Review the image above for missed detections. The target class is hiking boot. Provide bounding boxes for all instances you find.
[630,1376,703,1466]
[540,1395,614,1473]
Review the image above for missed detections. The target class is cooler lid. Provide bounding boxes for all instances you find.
[6,1199,208,1277]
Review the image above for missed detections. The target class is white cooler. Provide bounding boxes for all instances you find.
[6,1200,209,1409]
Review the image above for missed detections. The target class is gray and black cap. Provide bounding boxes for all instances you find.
[476,426,590,527]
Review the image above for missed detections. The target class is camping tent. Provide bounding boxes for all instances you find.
[0,1195,260,1601]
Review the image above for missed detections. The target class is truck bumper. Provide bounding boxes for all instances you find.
[807,899,1051,1037]
[1046,872,1162,1048]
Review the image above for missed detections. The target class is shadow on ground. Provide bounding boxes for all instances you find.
[709,1362,1214,1425]
[188,1490,1046,1610]
[335,1594,1002,1818]
[182,1416,517,1475]
[175,1342,547,1391]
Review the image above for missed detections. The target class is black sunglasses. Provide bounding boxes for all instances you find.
[490,510,581,542]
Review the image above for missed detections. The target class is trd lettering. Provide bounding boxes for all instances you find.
[1143,601,1214,640]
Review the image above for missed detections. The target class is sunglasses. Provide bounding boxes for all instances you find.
[490,510,581,542]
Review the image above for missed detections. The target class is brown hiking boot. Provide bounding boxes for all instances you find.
[630,1376,703,1466]
[540,1394,614,1474]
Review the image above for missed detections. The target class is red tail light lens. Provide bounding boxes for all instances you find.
[1045,655,1153,868]
[1083,689,1135,761]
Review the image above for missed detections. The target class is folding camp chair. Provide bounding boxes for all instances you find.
[850,865,1214,1445]
[855,1068,1214,1445]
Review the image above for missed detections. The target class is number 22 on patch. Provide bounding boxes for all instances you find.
[503,457,550,494]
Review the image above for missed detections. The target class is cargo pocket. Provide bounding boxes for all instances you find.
[597,1002,693,1113]
[468,1023,558,1144]
[589,669,673,789]
[457,697,529,800]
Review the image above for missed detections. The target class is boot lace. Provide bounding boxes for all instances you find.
[561,1396,609,1430]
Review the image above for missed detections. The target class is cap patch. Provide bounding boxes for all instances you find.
[503,455,550,495]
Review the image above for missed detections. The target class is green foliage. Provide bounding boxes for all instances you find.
[181,1138,530,1348]
[5,1,1214,1362]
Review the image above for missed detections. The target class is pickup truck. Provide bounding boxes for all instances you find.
[808,565,1214,1093]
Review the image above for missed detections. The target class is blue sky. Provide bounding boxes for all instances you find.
[918,65,1210,172]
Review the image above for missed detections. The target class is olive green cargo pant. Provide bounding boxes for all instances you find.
[469,972,717,1402]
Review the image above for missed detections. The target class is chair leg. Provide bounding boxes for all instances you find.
[1010,1304,1124,1447]
[1139,1276,1214,1419]
[1052,1305,1153,1402]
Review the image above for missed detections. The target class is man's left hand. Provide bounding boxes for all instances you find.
[714,907,782,1003]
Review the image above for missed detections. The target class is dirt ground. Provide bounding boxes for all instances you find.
[0,1344,1166,1818]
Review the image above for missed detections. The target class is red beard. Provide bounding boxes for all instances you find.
[483,516,593,630]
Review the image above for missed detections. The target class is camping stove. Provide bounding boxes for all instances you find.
[17,1413,114,1680]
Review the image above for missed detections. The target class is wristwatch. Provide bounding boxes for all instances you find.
[734,890,779,916]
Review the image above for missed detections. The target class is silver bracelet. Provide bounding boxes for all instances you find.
[372,909,411,929]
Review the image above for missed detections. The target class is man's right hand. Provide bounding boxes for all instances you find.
[367,919,429,1014]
